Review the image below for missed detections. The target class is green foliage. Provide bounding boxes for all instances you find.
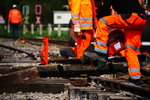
[0,25,11,37]
[0,0,68,24]
[19,29,69,40]
[0,0,69,40]
[50,30,69,40]
[0,24,69,40]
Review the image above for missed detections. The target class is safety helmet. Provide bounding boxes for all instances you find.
[12,4,17,8]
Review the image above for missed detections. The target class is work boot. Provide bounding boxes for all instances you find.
[59,48,76,58]
[128,78,141,86]
[84,44,107,62]
[97,60,106,70]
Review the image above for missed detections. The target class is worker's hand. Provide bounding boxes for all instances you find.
[74,24,81,33]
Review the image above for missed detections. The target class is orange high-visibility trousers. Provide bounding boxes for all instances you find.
[71,30,95,58]
[94,13,147,79]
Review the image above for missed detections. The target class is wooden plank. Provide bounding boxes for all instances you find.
[70,78,87,86]
[109,96,136,100]
[0,67,40,89]
[141,65,150,76]
[109,54,149,62]
[0,78,70,93]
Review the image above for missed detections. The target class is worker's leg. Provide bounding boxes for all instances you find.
[60,30,94,59]
[12,24,16,40]
[123,13,147,85]
[124,30,142,85]
[86,14,127,60]
[12,24,19,40]
[76,30,94,58]
[15,24,19,40]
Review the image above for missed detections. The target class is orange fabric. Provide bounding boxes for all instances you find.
[71,30,94,58]
[68,0,72,10]
[125,48,141,78]
[8,9,22,24]
[71,0,97,30]
[69,0,97,58]
[94,13,147,79]
[124,30,142,79]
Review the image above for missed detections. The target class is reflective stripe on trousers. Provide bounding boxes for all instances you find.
[125,45,141,79]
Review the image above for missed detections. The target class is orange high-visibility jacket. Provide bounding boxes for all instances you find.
[71,0,97,30]
[8,9,22,24]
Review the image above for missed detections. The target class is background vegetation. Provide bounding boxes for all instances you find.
[0,0,69,40]
[0,0,68,24]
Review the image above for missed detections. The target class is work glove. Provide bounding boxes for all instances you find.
[74,24,81,35]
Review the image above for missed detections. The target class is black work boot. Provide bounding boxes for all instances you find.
[97,60,106,69]
[84,44,107,62]
[128,78,141,86]
[59,48,76,58]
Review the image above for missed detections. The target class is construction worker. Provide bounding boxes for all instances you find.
[8,4,22,41]
[85,0,147,85]
[60,0,98,59]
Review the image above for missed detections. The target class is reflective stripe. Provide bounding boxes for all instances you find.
[72,20,79,23]
[11,15,20,17]
[125,45,140,51]
[80,18,93,21]
[101,18,107,25]
[80,24,93,27]
[72,14,78,17]
[101,18,113,33]
[128,68,140,73]
[130,76,141,79]
[94,47,107,54]
[96,41,107,47]
[91,42,96,44]
[11,20,20,23]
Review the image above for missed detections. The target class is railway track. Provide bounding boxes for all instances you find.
[0,37,149,100]
[0,58,149,99]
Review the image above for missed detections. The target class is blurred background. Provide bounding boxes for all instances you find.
[0,0,70,40]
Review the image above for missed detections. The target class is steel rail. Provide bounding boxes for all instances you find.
[0,43,36,60]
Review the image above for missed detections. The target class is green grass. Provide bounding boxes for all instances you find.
[0,25,11,37]
[0,25,69,40]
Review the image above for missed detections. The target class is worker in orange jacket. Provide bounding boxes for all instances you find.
[85,0,147,85]
[8,4,22,40]
[60,0,98,58]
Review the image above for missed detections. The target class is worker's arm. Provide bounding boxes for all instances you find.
[71,0,81,33]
